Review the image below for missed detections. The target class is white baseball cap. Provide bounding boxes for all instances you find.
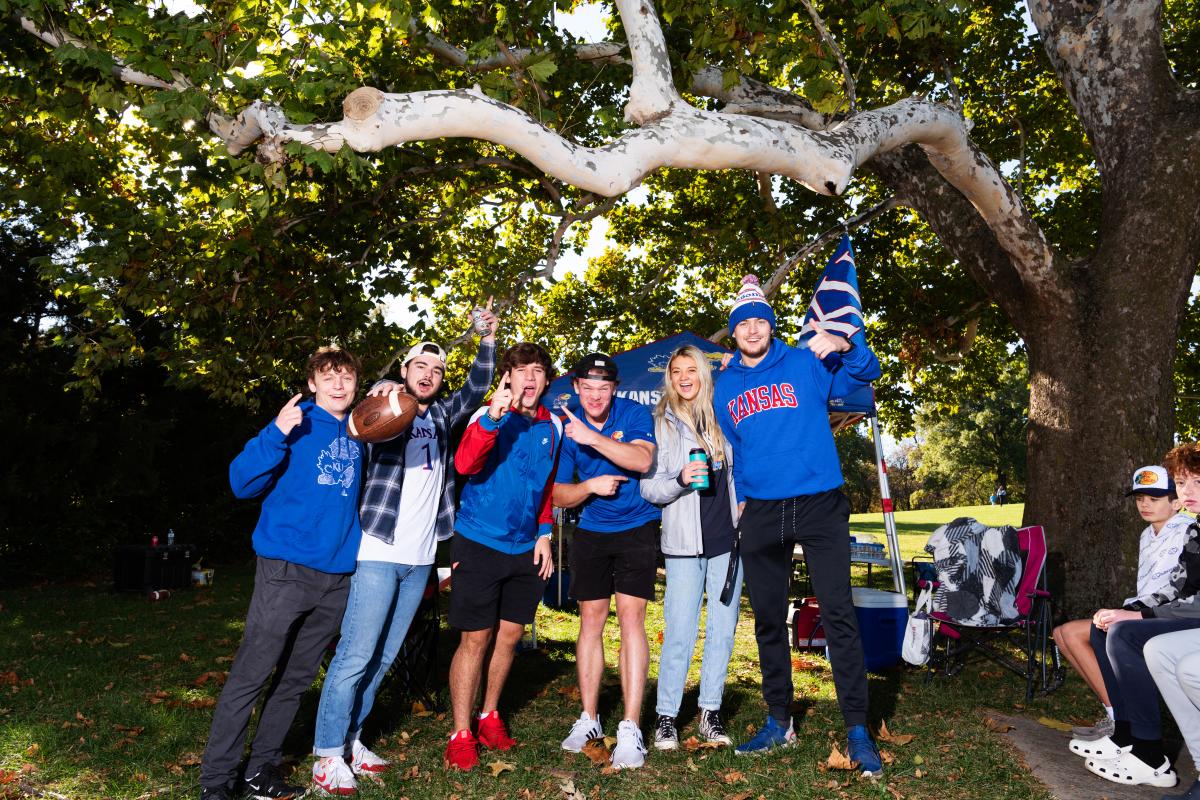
[1126,465,1175,497]
[402,341,447,367]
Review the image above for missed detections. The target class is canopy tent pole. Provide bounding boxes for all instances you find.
[869,413,906,596]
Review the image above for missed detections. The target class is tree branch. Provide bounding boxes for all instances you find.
[798,0,855,114]
[17,16,192,91]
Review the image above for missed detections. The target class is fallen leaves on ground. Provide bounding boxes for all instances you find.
[720,769,746,784]
[880,749,896,765]
[681,736,721,751]
[559,779,586,800]
[580,739,610,766]
[877,720,915,745]
[983,716,1014,733]
[557,685,582,701]
[792,655,826,671]
[193,671,228,687]
[914,768,925,778]
[724,793,754,800]
[412,701,432,717]
[1038,716,1072,732]
[487,760,516,777]
[826,744,857,771]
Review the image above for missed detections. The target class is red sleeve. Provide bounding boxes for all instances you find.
[455,416,499,475]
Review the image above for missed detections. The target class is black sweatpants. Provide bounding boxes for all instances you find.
[200,557,350,791]
[741,490,868,727]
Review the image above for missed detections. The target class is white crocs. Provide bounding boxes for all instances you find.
[1085,752,1178,788]
[1069,734,1130,759]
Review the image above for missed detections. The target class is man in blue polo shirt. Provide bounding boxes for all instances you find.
[553,353,659,770]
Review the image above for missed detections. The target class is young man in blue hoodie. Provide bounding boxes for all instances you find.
[442,343,561,770]
[200,347,364,800]
[713,275,884,775]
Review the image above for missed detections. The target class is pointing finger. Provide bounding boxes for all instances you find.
[285,392,303,408]
[486,295,494,312]
[613,475,629,483]
[808,319,825,335]
[562,406,579,422]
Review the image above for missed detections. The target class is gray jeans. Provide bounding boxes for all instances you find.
[200,557,350,790]
[1145,629,1200,771]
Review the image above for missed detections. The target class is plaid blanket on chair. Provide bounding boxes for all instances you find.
[925,517,1023,626]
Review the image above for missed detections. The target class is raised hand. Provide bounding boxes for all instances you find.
[562,406,603,447]
[807,320,851,361]
[274,393,305,436]
[588,474,628,497]
[488,370,514,420]
[478,295,498,340]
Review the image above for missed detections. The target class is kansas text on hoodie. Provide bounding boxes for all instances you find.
[714,338,881,502]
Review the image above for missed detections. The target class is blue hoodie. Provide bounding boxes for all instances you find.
[229,398,364,574]
[454,406,563,554]
[714,338,880,502]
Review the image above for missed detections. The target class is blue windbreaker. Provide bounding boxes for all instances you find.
[714,338,880,502]
[454,407,562,554]
[229,399,363,573]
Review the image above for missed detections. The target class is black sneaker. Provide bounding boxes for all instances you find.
[199,787,233,800]
[653,714,679,751]
[243,765,306,800]
[700,708,733,746]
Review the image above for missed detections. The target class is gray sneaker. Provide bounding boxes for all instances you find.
[699,708,733,747]
[653,714,679,751]
[1071,715,1115,740]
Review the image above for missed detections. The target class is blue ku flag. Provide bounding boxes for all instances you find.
[797,233,868,371]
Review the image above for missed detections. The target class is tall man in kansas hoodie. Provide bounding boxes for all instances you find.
[200,347,364,800]
[442,343,562,771]
[713,275,884,774]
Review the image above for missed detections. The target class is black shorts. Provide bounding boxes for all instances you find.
[448,535,548,631]
[569,521,658,601]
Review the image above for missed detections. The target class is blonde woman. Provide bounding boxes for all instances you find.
[640,345,742,750]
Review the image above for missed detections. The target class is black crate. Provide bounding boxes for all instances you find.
[113,544,196,593]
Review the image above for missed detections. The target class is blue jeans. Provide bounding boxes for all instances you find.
[313,561,432,756]
[655,552,743,717]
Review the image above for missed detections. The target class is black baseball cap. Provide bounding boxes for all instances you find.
[572,352,618,382]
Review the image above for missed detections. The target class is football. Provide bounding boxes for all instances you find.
[347,391,419,443]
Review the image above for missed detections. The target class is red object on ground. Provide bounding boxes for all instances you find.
[444,730,480,771]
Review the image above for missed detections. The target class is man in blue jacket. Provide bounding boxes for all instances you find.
[200,347,364,800]
[442,343,561,770]
[713,275,884,775]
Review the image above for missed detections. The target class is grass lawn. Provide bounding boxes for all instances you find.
[1,502,1100,799]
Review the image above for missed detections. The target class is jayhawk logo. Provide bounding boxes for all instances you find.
[612,431,625,442]
[316,436,361,496]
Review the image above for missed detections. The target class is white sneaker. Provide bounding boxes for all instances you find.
[561,712,603,753]
[611,719,647,770]
[312,756,357,796]
[350,739,389,775]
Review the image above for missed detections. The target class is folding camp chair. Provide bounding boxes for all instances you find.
[919,525,1065,699]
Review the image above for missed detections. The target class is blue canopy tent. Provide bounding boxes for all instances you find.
[543,331,904,598]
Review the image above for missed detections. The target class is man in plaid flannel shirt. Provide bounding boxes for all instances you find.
[308,306,497,794]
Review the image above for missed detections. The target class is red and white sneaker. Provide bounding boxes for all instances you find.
[350,740,389,775]
[444,729,480,771]
[312,756,357,796]
[477,710,516,750]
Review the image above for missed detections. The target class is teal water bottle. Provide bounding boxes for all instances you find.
[688,448,710,490]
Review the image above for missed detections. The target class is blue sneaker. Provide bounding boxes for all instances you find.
[734,716,795,756]
[847,725,883,776]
